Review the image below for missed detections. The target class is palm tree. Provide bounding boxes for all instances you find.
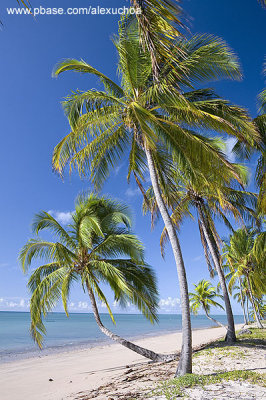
[19,193,175,362]
[223,228,265,329]
[189,279,226,329]
[258,0,266,8]
[128,0,183,78]
[52,22,258,374]
[17,0,30,6]
[254,62,266,215]
[144,156,257,342]
[232,284,248,325]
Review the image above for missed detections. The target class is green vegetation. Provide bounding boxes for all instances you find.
[254,61,266,215]
[189,280,226,328]
[223,228,266,328]
[153,370,266,399]
[19,193,170,361]
[153,328,266,398]
[237,327,266,341]
[17,0,265,379]
[51,14,260,374]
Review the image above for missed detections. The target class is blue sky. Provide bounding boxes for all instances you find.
[0,0,265,315]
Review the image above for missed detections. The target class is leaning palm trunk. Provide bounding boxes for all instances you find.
[197,204,236,343]
[203,305,226,329]
[246,276,263,329]
[86,283,176,362]
[144,146,192,376]
[238,277,248,325]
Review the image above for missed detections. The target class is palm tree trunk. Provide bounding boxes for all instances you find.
[86,282,176,362]
[246,276,263,328]
[197,204,236,343]
[238,277,248,325]
[203,305,227,329]
[246,296,251,323]
[144,145,192,376]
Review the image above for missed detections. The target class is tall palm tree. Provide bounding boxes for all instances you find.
[144,156,257,342]
[223,228,265,329]
[254,62,266,215]
[189,279,226,329]
[19,193,175,362]
[128,0,183,78]
[52,22,258,374]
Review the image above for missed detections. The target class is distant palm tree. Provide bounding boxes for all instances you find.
[232,284,248,325]
[19,193,173,362]
[52,22,258,375]
[223,228,265,329]
[189,279,226,329]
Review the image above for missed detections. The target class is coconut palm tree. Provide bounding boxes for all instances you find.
[52,21,258,374]
[223,228,265,328]
[189,279,226,329]
[254,62,266,215]
[231,277,251,324]
[232,284,248,325]
[143,156,257,342]
[19,193,175,362]
[128,0,183,78]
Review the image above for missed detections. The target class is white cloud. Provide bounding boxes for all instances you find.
[78,301,90,310]
[48,210,73,225]
[0,263,9,268]
[0,297,30,310]
[114,164,123,176]
[192,255,203,262]
[224,137,237,163]
[125,187,140,197]
[159,297,180,312]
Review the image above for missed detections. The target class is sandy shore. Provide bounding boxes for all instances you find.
[0,324,242,400]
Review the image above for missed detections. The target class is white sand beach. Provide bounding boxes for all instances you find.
[0,325,243,400]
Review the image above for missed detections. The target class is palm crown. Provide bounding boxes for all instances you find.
[254,61,266,214]
[19,193,158,348]
[143,158,257,261]
[52,22,258,190]
[189,279,224,315]
[223,228,266,298]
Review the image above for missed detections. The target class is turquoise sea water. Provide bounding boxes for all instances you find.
[0,311,244,362]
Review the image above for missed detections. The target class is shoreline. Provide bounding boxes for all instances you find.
[0,324,243,400]
[0,321,240,365]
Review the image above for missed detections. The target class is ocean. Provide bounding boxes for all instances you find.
[0,311,244,362]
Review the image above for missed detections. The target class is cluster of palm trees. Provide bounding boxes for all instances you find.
[223,228,265,329]
[19,0,265,377]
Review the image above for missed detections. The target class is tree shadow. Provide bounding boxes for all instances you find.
[205,336,266,351]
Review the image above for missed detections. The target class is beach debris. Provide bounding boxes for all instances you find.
[48,378,53,382]
[238,328,252,336]
[124,368,133,374]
